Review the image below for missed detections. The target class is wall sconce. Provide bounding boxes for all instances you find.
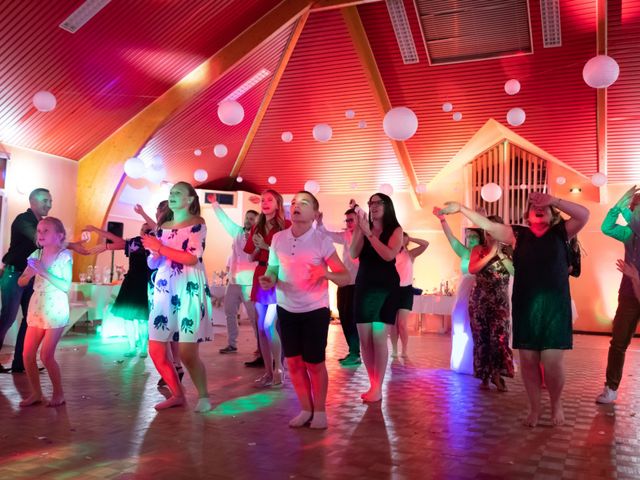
[569,187,582,193]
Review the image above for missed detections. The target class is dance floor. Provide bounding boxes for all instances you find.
[1,325,639,479]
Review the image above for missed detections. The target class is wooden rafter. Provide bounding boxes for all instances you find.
[311,0,383,12]
[73,0,313,277]
[229,10,311,182]
[341,6,423,208]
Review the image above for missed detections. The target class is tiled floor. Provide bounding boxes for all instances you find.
[1,324,639,480]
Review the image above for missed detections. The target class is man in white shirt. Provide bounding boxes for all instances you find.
[317,207,361,365]
[211,202,259,358]
[260,191,350,429]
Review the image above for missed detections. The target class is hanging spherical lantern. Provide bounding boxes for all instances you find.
[304,180,320,194]
[442,103,453,112]
[591,172,608,187]
[383,107,418,141]
[281,131,293,143]
[32,91,57,112]
[194,149,202,156]
[507,107,526,126]
[124,157,145,179]
[193,169,208,182]
[217,100,244,126]
[268,176,277,185]
[481,183,503,202]
[313,124,332,142]
[452,112,463,121]
[583,55,620,89]
[345,110,355,119]
[504,79,521,95]
[379,183,394,196]
[214,144,228,158]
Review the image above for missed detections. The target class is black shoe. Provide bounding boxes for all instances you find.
[244,357,264,368]
[157,367,184,387]
[219,345,238,354]
[10,366,25,373]
[0,364,11,374]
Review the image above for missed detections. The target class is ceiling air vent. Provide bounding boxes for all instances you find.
[387,0,420,64]
[414,0,532,65]
[540,0,562,48]
[59,0,111,34]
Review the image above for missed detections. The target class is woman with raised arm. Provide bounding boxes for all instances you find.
[467,216,514,391]
[244,189,291,388]
[439,192,589,427]
[351,193,403,402]
[390,233,429,359]
[142,182,213,412]
[433,207,482,374]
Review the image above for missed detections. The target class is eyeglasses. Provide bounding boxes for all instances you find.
[345,219,355,223]
[367,200,384,207]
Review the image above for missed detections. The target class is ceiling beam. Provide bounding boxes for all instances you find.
[229,10,311,182]
[72,0,313,277]
[596,0,608,203]
[312,0,383,12]
[341,6,423,208]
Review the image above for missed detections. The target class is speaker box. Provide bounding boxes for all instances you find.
[106,221,124,244]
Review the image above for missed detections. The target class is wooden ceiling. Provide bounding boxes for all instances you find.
[1,0,639,195]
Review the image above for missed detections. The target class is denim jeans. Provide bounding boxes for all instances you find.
[0,269,34,370]
[605,293,640,390]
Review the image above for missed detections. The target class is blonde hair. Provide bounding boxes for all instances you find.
[39,217,66,243]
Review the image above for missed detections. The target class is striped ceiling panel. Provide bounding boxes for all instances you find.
[138,24,296,187]
[606,0,640,183]
[359,0,599,184]
[0,0,281,160]
[239,8,409,195]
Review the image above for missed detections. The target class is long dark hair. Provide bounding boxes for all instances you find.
[255,189,286,236]
[368,192,401,244]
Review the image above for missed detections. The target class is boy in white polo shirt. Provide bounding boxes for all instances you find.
[259,191,350,429]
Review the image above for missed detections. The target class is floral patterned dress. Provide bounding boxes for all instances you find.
[26,249,72,329]
[147,224,213,343]
[468,255,514,381]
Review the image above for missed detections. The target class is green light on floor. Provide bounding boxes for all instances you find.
[208,392,278,417]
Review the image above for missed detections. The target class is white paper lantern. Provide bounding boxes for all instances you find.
[236,176,243,183]
[145,166,166,184]
[193,169,208,182]
[442,102,453,113]
[194,149,202,156]
[150,155,164,169]
[481,183,503,202]
[591,172,608,187]
[452,112,463,121]
[583,55,620,89]
[33,91,57,112]
[124,157,145,179]
[268,176,277,185]
[304,180,320,194]
[214,144,228,158]
[383,107,418,141]
[312,124,332,142]
[416,183,427,193]
[379,183,394,196]
[281,131,293,143]
[556,176,567,185]
[507,107,526,126]
[217,100,244,126]
[345,110,355,119]
[504,79,521,95]
[358,120,367,129]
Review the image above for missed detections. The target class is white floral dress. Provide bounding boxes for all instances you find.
[26,249,72,329]
[147,223,213,343]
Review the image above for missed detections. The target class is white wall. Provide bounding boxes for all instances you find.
[0,143,78,346]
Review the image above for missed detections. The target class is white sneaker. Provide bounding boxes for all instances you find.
[595,386,618,404]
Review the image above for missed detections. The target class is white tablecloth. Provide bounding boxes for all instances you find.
[411,294,456,333]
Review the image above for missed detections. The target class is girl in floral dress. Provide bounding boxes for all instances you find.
[18,217,72,407]
[142,182,213,412]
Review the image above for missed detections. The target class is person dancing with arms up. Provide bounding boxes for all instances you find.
[18,217,72,407]
[351,193,403,403]
[259,191,350,429]
[142,182,214,412]
[439,192,589,426]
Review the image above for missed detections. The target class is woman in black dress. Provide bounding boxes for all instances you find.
[350,193,403,403]
[86,223,152,357]
[440,192,589,427]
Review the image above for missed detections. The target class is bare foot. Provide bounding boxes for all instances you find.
[522,410,539,427]
[194,397,212,413]
[19,395,43,407]
[552,403,565,426]
[154,395,186,411]
[47,394,66,407]
[391,351,398,358]
[289,410,313,428]
[362,390,382,403]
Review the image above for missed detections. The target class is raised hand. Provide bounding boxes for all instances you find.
[439,201,461,215]
[616,259,640,281]
[529,192,555,208]
[141,234,162,253]
[253,233,268,250]
[432,206,445,220]
[133,204,144,215]
[357,215,372,237]
[615,185,638,210]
